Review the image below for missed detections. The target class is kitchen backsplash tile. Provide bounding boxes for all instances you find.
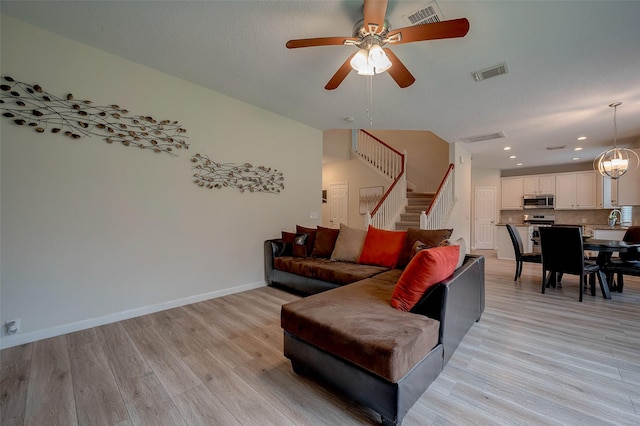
[500,208,639,226]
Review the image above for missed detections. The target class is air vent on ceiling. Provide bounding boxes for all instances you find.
[546,145,566,150]
[461,131,506,143]
[472,62,509,82]
[402,1,444,26]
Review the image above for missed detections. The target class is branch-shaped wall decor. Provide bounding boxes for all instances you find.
[0,76,188,156]
[191,153,284,194]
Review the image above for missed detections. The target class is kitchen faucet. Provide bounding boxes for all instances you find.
[609,209,621,227]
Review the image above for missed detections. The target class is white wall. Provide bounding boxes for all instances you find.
[366,129,449,193]
[445,143,473,249]
[0,16,322,348]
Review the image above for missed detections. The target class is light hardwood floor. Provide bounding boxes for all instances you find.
[2,251,639,425]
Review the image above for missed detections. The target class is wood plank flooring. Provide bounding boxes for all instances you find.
[2,251,639,425]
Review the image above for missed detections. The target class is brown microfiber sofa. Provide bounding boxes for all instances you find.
[264,224,455,295]
[264,225,485,425]
[281,254,485,426]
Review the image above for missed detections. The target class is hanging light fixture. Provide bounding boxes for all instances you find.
[350,42,392,75]
[593,102,639,179]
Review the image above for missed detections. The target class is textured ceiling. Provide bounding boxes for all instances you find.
[2,0,640,170]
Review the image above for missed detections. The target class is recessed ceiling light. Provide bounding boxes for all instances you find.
[516,163,523,166]
[344,116,354,122]
[572,157,580,161]
[504,146,511,151]
[574,147,583,151]
[577,136,587,141]
[509,155,516,159]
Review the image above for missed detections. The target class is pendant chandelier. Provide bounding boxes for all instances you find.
[593,102,639,179]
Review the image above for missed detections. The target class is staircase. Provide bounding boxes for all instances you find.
[355,129,455,231]
[395,192,435,230]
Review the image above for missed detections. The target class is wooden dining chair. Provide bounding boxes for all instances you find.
[539,226,606,302]
[506,224,541,281]
[605,226,640,292]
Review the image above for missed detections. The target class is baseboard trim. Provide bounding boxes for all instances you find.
[0,281,265,350]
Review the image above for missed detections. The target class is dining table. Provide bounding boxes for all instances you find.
[583,238,640,298]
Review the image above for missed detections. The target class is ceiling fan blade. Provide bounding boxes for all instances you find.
[363,0,388,33]
[383,49,415,88]
[286,36,357,49]
[387,18,470,45]
[325,53,356,90]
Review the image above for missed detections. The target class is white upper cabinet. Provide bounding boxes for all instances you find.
[501,177,524,209]
[523,175,555,195]
[555,171,597,209]
[617,149,640,206]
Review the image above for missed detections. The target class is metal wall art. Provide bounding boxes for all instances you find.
[191,153,284,194]
[0,76,188,156]
[1,75,284,194]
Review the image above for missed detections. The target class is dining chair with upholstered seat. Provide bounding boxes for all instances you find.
[539,226,606,302]
[506,223,542,281]
[605,226,640,292]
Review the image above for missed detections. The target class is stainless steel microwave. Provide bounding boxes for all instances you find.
[523,194,555,209]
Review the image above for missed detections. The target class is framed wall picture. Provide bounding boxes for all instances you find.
[359,186,383,214]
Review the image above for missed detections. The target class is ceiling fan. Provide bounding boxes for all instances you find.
[286,0,469,90]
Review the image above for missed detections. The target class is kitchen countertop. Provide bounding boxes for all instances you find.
[497,223,630,230]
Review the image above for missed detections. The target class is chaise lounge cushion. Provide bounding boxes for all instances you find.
[281,270,440,382]
[274,256,389,286]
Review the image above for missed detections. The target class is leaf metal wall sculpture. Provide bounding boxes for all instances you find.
[191,153,284,194]
[1,75,285,194]
[0,76,188,156]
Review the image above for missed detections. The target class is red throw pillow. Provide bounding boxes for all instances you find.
[391,245,460,312]
[358,226,407,268]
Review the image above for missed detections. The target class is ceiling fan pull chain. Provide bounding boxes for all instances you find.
[366,75,374,127]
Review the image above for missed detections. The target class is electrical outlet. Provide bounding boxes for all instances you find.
[582,218,587,224]
[5,319,21,335]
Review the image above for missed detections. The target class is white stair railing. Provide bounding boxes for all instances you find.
[420,164,455,229]
[354,130,406,230]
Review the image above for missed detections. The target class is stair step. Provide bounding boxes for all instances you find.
[401,213,421,221]
[406,192,435,198]
[405,206,428,213]
[395,221,420,231]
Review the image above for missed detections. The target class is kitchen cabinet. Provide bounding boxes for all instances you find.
[555,171,597,209]
[523,175,555,195]
[617,150,640,205]
[598,176,619,208]
[597,148,640,207]
[497,224,532,260]
[501,177,523,209]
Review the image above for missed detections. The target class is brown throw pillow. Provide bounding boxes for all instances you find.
[296,225,317,257]
[311,226,340,258]
[281,232,308,257]
[396,228,453,269]
[410,240,429,259]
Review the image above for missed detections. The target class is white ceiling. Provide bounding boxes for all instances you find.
[2,0,640,170]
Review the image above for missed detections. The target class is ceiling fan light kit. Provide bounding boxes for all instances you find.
[286,0,469,90]
[351,44,392,75]
[593,102,639,179]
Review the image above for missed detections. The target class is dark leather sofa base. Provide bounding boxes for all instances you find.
[284,331,443,426]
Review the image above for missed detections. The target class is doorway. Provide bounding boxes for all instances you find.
[474,186,496,250]
[329,182,348,229]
